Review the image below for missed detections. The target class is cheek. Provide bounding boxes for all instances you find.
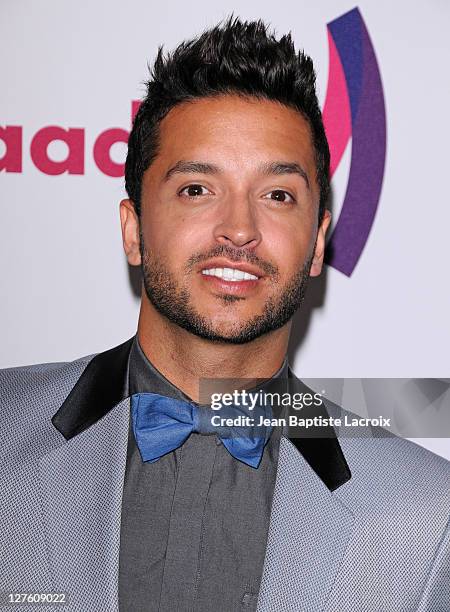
[143,211,210,266]
[262,216,315,272]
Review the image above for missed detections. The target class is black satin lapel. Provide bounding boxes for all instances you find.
[286,367,352,491]
[51,337,134,440]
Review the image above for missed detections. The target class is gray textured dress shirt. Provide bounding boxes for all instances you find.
[118,336,288,612]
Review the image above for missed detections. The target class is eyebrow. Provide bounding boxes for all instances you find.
[164,161,219,182]
[259,161,310,189]
[163,159,310,189]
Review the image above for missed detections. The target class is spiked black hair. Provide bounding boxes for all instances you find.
[125,16,330,220]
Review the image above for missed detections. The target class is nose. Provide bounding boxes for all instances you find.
[212,193,262,249]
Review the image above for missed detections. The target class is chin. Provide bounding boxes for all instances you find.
[208,316,256,333]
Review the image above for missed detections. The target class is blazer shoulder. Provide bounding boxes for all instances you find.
[334,409,450,524]
[0,353,96,468]
[0,353,95,403]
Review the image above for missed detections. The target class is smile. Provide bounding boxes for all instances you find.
[201,267,259,282]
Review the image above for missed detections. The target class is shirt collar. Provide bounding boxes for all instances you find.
[52,335,351,491]
[128,334,289,403]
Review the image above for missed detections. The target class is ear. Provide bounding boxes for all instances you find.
[310,209,331,277]
[119,199,142,266]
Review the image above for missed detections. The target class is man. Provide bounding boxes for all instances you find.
[1,16,449,612]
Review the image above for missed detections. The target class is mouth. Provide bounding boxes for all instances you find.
[202,267,259,281]
[199,259,263,278]
[198,261,264,296]
[199,260,264,297]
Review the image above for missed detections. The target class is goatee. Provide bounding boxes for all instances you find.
[140,238,313,344]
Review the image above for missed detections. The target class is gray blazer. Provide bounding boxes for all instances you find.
[1,338,449,611]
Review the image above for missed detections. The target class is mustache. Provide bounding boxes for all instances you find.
[185,245,279,277]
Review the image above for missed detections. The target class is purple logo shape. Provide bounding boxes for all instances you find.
[323,8,387,276]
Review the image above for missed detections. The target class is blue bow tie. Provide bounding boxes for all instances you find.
[130,392,273,468]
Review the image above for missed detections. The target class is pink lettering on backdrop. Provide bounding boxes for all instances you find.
[93,128,129,177]
[30,126,84,175]
[0,126,23,172]
[93,101,141,176]
[1,101,142,176]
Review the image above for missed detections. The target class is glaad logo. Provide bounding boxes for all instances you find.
[0,101,141,178]
[0,8,385,275]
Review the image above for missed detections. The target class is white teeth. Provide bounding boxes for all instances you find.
[201,267,258,281]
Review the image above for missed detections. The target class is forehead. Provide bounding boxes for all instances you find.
[152,94,316,179]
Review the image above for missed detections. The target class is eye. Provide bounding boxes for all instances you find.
[263,189,296,204]
[178,184,212,198]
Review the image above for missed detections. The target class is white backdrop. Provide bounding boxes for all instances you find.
[1,1,449,455]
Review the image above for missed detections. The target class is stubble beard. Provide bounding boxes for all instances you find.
[140,238,313,345]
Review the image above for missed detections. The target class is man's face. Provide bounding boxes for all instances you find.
[122,95,330,344]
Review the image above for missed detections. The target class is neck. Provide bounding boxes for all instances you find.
[137,295,290,402]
